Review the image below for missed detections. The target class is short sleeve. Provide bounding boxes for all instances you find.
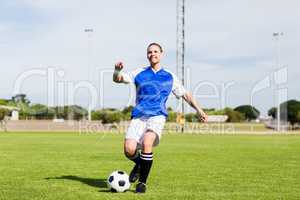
[172,73,186,98]
[120,67,146,84]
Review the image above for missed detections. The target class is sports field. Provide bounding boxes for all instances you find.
[0,132,300,200]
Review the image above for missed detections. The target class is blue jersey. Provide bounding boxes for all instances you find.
[122,66,186,118]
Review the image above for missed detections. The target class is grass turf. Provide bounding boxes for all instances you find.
[0,132,300,200]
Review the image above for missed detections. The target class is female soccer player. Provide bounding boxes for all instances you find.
[113,43,207,193]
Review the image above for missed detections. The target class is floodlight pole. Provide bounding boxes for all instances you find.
[273,32,283,131]
[85,28,94,121]
[176,0,185,133]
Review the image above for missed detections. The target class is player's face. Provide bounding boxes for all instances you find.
[147,45,162,66]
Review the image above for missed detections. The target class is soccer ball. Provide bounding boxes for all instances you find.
[107,170,130,192]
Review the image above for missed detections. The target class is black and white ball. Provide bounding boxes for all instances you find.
[107,170,130,192]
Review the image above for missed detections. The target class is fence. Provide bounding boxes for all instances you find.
[0,120,285,134]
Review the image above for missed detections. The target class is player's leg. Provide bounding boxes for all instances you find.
[136,115,166,193]
[124,139,142,182]
[124,139,139,163]
[124,118,146,183]
[136,130,156,192]
[136,130,156,193]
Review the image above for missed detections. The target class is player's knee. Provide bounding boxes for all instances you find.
[142,131,156,151]
[124,145,136,157]
[142,140,153,151]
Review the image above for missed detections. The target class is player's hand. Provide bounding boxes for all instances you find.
[197,111,208,123]
[115,62,124,71]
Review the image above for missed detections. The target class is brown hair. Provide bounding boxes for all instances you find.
[147,42,163,52]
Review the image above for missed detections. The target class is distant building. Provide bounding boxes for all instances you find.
[264,119,289,130]
[207,115,228,122]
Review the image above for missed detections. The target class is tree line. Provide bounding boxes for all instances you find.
[1,94,300,127]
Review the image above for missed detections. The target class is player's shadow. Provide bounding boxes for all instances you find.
[45,175,107,188]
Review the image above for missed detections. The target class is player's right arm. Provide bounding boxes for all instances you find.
[113,62,134,84]
[113,62,125,83]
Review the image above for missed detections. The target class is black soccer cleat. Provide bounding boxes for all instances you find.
[136,182,146,193]
[129,164,140,183]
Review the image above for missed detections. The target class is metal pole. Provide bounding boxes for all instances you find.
[181,0,185,123]
[176,0,185,133]
[273,32,283,131]
[85,28,93,121]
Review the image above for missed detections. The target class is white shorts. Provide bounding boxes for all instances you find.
[125,115,166,147]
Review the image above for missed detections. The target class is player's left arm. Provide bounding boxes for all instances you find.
[182,92,208,122]
[171,72,208,122]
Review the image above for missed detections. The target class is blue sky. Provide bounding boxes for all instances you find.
[0,0,299,116]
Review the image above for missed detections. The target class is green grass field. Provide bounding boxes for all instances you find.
[1,132,300,200]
